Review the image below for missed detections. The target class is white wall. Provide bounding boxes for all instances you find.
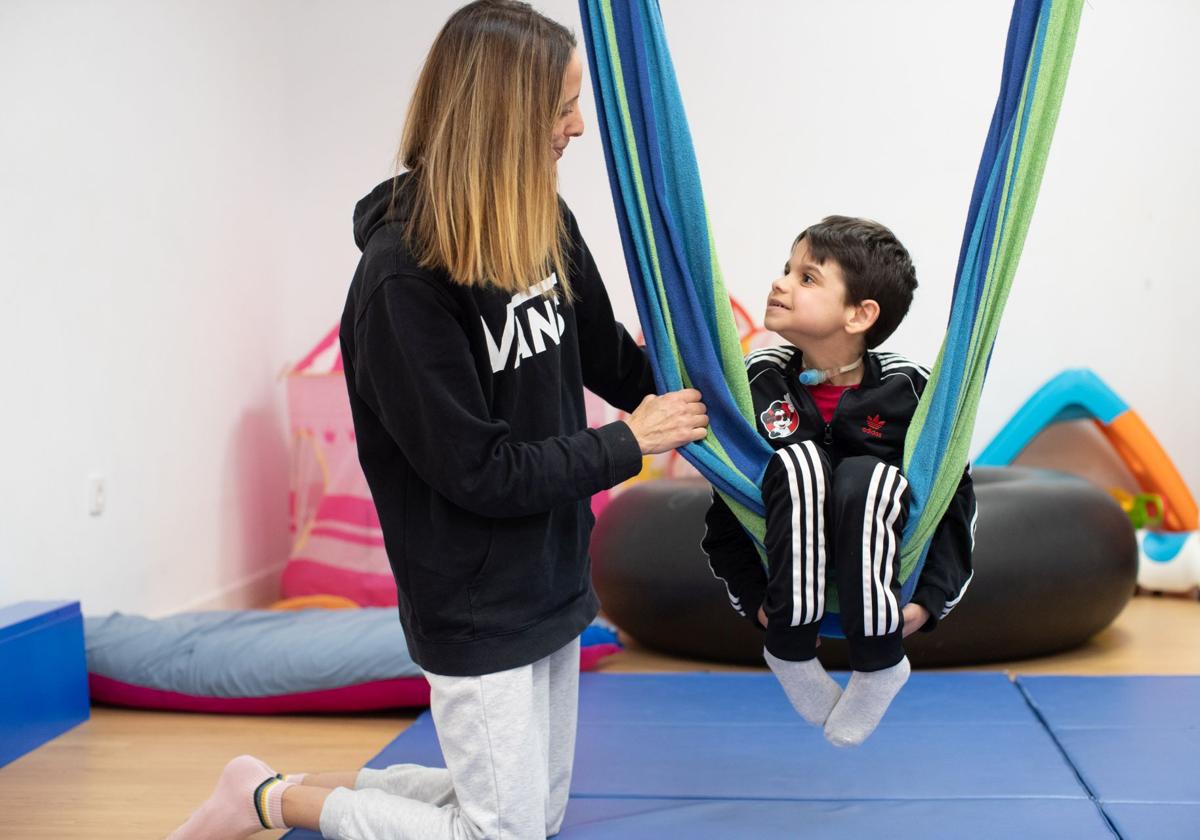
[0,1,298,615]
[2,1,1197,616]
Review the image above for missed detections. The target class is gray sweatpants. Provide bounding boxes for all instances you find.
[318,636,581,840]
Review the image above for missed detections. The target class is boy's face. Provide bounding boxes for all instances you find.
[763,238,855,346]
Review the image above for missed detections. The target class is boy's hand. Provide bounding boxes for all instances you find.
[901,603,930,638]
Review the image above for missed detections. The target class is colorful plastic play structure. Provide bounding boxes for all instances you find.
[976,368,1199,593]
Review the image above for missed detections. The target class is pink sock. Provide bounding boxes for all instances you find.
[167,755,293,839]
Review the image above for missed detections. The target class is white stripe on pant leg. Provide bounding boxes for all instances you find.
[799,442,827,623]
[786,443,825,626]
[869,467,897,636]
[879,470,909,635]
[868,470,902,633]
[780,447,806,627]
[869,468,905,636]
[860,463,886,638]
[792,446,816,625]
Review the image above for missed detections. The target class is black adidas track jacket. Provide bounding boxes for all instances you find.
[702,346,976,633]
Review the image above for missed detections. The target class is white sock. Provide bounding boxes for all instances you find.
[763,648,843,726]
[823,656,911,747]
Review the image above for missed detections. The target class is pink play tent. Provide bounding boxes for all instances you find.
[284,327,396,605]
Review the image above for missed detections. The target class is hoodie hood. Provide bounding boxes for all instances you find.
[353,173,412,252]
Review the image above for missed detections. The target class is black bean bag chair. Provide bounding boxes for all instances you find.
[590,467,1137,668]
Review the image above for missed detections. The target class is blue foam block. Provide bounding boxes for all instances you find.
[0,601,90,768]
[1103,803,1200,840]
[1019,675,1200,729]
[558,798,1115,840]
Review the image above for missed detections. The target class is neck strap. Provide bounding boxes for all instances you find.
[798,355,863,386]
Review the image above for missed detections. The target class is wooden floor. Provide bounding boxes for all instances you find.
[1,594,1196,839]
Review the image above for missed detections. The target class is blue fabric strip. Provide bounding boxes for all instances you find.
[591,0,771,511]
[580,1,668,396]
[899,0,1051,600]
[951,0,1042,300]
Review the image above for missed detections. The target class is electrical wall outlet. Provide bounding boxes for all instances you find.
[88,475,105,517]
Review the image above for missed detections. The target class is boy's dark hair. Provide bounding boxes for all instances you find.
[795,216,918,349]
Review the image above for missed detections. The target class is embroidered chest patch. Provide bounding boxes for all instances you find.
[862,414,886,438]
[760,395,800,439]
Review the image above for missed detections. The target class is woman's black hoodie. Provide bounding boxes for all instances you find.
[339,175,654,676]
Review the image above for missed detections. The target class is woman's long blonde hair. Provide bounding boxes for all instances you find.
[398,0,576,298]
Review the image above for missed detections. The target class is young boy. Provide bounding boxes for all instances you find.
[703,216,976,747]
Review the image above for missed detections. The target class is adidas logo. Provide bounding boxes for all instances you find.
[862,414,886,438]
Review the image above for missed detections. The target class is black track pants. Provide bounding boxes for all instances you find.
[761,442,910,672]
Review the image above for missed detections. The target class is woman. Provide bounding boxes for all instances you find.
[168,2,707,838]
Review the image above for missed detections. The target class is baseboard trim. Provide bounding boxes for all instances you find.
[157,563,287,616]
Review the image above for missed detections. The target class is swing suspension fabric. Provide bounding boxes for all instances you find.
[580,0,1083,629]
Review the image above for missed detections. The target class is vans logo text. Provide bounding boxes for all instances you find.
[482,274,566,373]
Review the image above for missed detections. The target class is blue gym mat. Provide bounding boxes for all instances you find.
[1019,675,1200,839]
[285,673,1197,839]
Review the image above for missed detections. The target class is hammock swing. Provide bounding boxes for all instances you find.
[579,0,1084,636]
